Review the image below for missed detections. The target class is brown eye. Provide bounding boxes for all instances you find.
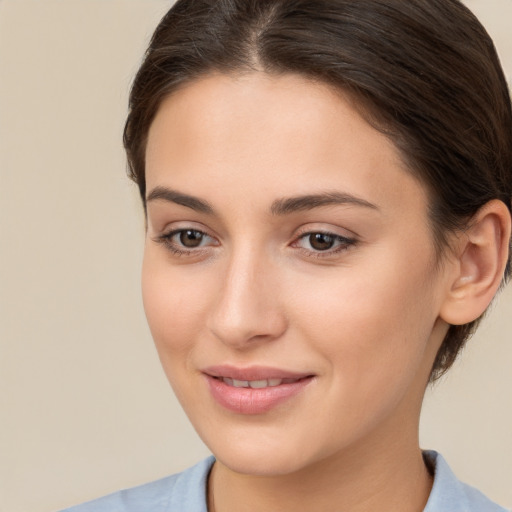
[293,231,356,256]
[308,233,335,251]
[179,230,204,247]
[154,228,216,256]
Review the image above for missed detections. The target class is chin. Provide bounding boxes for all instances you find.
[198,424,327,477]
[217,446,309,477]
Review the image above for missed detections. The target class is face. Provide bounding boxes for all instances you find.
[143,73,451,476]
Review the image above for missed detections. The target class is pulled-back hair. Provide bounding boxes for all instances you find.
[124,0,512,381]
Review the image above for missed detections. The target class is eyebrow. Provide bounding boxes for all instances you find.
[146,186,214,214]
[146,186,379,215]
[270,192,379,215]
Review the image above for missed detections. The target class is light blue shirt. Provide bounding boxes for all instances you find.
[59,451,509,511]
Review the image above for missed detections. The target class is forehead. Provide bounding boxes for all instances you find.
[145,72,428,218]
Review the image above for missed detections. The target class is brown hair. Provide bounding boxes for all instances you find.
[124,0,512,381]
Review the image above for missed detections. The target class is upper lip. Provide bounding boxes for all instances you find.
[202,365,313,381]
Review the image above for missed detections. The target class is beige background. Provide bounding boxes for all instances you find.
[0,1,511,511]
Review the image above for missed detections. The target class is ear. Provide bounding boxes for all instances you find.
[440,199,511,326]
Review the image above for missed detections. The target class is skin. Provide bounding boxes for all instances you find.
[141,72,492,512]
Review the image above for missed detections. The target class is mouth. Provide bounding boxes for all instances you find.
[214,376,307,388]
[202,365,315,414]
[202,364,313,381]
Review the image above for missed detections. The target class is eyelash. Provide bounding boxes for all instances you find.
[292,231,357,258]
[153,229,357,259]
[154,229,215,257]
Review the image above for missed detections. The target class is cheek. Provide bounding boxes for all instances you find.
[290,248,438,391]
[141,250,210,361]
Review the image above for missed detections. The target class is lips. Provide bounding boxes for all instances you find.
[202,365,315,414]
[220,377,301,388]
[203,365,312,381]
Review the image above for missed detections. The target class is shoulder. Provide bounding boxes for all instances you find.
[423,451,509,512]
[57,456,215,512]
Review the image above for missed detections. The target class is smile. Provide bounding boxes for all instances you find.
[203,366,315,414]
[218,377,302,388]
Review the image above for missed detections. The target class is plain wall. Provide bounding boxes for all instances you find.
[0,1,511,511]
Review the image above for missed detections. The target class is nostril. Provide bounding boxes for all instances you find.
[206,265,288,347]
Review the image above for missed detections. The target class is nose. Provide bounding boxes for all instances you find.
[206,248,288,349]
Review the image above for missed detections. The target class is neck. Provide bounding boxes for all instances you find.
[208,407,432,512]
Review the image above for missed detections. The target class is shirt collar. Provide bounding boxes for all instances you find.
[169,452,506,512]
[423,450,507,512]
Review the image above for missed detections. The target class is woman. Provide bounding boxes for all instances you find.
[61,0,512,510]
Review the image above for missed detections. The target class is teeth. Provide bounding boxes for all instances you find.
[220,377,299,388]
[232,379,249,387]
[248,379,268,389]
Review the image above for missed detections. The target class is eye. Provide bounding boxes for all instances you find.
[175,229,208,248]
[305,233,337,251]
[154,228,217,255]
[293,231,356,255]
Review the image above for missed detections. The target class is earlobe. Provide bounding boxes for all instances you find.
[440,200,511,326]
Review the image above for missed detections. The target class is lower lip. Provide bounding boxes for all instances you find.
[205,375,314,414]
